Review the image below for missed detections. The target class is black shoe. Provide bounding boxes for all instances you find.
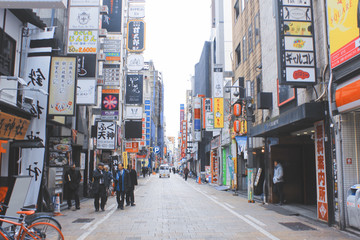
[120,206,124,210]
[95,209,99,212]
[101,208,105,211]
[117,205,121,209]
[131,203,136,206]
[67,206,71,209]
[126,203,130,206]
[76,207,80,210]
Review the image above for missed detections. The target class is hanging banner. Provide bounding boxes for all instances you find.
[97,121,116,149]
[76,79,96,105]
[69,7,100,29]
[48,57,77,116]
[102,0,122,33]
[276,0,317,86]
[314,120,328,222]
[21,29,55,207]
[213,98,224,128]
[126,20,145,52]
[0,112,30,140]
[125,74,143,104]
[213,65,224,98]
[180,120,187,158]
[67,30,98,54]
[180,104,185,132]
[202,98,212,129]
[327,0,360,69]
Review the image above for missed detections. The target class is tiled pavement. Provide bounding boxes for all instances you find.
[56,174,357,240]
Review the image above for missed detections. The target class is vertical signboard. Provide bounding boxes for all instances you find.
[67,30,98,54]
[314,120,328,222]
[102,0,122,33]
[97,121,116,149]
[69,7,99,29]
[180,120,187,158]
[76,79,96,105]
[213,98,224,128]
[103,38,121,62]
[73,54,96,77]
[21,30,54,206]
[327,0,360,69]
[126,20,145,52]
[180,104,185,132]
[276,0,317,86]
[103,63,121,86]
[202,98,212,129]
[145,100,151,146]
[48,57,77,116]
[125,74,143,104]
[213,65,224,98]
[101,89,119,117]
[193,97,201,141]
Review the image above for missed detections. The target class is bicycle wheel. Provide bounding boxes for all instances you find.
[25,215,61,230]
[20,222,64,240]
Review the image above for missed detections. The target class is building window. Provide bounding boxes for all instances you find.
[256,74,262,93]
[248,24,253,54]
[0,28,16,76]
[234,0,240,20]
[255,12,260,45]
[235,43,241,67]
[241,0,245,11]
[242,36,247,62]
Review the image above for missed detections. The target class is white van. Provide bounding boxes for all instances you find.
[159,164,170,178]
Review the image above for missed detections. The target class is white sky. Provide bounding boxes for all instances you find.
[143,0,212,139]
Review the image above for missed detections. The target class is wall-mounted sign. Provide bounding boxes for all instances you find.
[125,106,143,119]
[101,89,119,116]
[67,30,98,54]
[71,0,99,6]
[102,0,122,33]
[0,112,30,140]
[129,5,145,18]
[103,63,120,86]
[125,141,139,153]
[48,57,77,116]
[127,54,144,71]
[276,0,316,86]
[125,74,143,104]
[213,98,224,128]
[103,38,121,61]
[76,79,96,105]
[70,54,96,78]
[69,7,100,29]
[180,120,187,158]
[97,121,116,149]
[126,20,145,52]
[202,98,212,129]
[48,137,72,167]
[0,0,67,8]
[213,65,223,98]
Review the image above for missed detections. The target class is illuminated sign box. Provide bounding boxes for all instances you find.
[0,0,67,8]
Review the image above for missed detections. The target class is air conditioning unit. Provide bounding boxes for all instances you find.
[257,92,273,109]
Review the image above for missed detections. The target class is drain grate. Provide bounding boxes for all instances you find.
[279,222,316,231]
[72,218,94,223]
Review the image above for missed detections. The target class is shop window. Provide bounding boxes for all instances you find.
[248,24,253,54]
[254,12,260,45]
[235,43,241,67]
[0,28,16,76]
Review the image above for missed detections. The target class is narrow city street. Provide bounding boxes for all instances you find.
[57,174,356,240]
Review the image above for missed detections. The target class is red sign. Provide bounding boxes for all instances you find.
[125,141,139,153]
[315,120,328,222]
[180,120,187,158]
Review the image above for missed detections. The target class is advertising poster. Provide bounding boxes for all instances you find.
[328,0,360,69]
[48,57,77,116]
[125,74,143,104]
[102,0,122,33]
[48,137,72,167]
[97,121,116,149]
[126,20,145,52]
[67,30,98,54]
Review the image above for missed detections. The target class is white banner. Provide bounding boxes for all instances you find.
[69,7,100,29]
[212,65,224,98]
[76,79,96,105]
[125,106,143,119]
[97,121,116,149]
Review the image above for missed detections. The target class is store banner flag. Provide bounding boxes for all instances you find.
[213,98,224,128]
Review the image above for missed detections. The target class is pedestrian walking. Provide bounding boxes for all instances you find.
[93,162,107,212]
[104,166,113,205]
[64,163,81,210]
[273,160,285,205]
[148,167,152,176]
[142,166,146,178]
[184,166,190,181]
[115,163,130,209]
[126,164,138,206]
[172,167,175,174]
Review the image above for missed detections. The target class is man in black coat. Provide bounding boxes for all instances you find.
[93,162,107,211]
[114,163,130,209]
[126,164,138,206]
[64,163,82,210]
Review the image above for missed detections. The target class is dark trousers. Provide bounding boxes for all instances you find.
[274,182,284,204]
[67,188,80,208]
[126,189,135,204]
[116,191,126,208]
[185,173,188,181]
[94,184,106,210]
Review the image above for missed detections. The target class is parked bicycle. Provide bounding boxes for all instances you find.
[0,203,63,240]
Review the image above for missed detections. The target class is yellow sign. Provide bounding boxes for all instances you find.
[213,98,224,128]
[0,112,30,140]
[284,21,312,36]
[122,151,128,168]
[328,0,360,68]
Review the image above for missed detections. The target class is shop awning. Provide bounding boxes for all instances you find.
[251,102,324,137]
[335,75,360,113]
[11,139,44,148]
[9,9,46,29]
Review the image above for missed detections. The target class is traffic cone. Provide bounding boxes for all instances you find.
[53,194,63,216]
[198,176,201,184]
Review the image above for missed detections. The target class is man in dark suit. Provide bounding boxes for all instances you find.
[93,162,107,212]
[115,163,130,209]
[126,164,138,206]
[64,163,82,210]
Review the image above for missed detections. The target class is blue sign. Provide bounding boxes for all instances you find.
[154,146,160,154]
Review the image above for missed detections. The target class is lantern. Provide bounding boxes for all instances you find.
[233,103,242,117]
[234,120,241,133]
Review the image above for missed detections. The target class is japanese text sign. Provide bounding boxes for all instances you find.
[213,98,224,128]
[125,74,143,104]
[0,112,30,140]
[67,30,98,54]
[126,20,145,52]
[97,121,117,149]
[102,0,122,33]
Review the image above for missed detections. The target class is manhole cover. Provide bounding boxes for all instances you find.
[279,222,316,231]
[73,218,94,223]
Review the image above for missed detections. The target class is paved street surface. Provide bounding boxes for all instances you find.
[57,174,357,240]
